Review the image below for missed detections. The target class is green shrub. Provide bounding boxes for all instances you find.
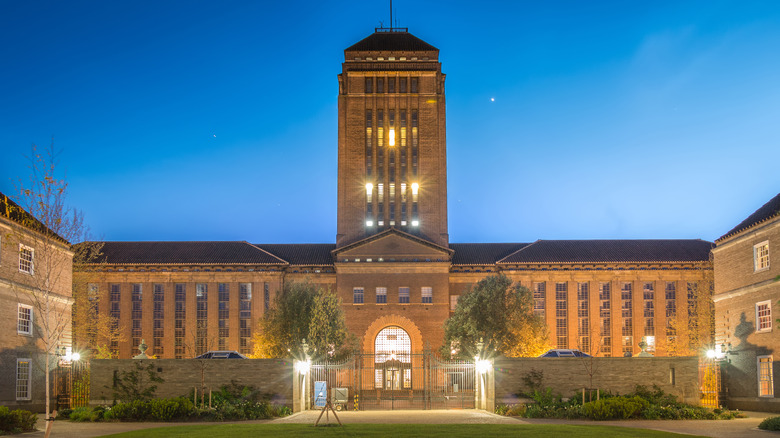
[759,416,780,431]
[56,408,73,420]
[494,403,509,415]
[0,406,37,433]
[582,396,648,420]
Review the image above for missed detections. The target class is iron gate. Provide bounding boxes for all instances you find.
[54,360,90,410]
[310,350,475,410]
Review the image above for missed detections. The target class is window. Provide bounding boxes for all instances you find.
[757,301,772,332]
[388,77,395,93]
[17,304,32,336]
[399,287,410,304]
[577,282,589,353]
[599,282,611,355]
[196,284,208,355]
[450,295,459,312]
[533,282,545,316]
[353,287,364,304]
[365,77,373,93]
[218,284,230,349]
[153,284,164,357]
[175,284,186,358]
[16,359,31,400]
[758,356,774,397]
[755,241,770,272]
[376,287,387,304]
[421,287,432,304]
[19,244,33,274]
[411,77,418,93]
[377,77,384,93]
[264,282,270,312]
[556,283,567,349]
[400,77,407,93]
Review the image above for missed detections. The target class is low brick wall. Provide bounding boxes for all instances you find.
[494,356,700,406]
[90,359,294,406]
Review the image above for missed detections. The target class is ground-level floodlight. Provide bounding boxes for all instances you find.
[295,359,311,375]
[476,359,492,374]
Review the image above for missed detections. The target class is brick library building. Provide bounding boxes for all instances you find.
[76,29,713,361]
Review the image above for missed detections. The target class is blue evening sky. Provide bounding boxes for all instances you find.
[2,1,779,244]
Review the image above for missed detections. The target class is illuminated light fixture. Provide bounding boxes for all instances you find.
[706,349,717,359]
[411,220,419,227]
[389,128,395,146]
[294,359,311,375]
[476,359,491,374]
[71,352,81,361]
[365,183,373,194]
[366,220,373,227]
[411,183,419,195]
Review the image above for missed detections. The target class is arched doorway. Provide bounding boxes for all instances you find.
[374,326,412,390]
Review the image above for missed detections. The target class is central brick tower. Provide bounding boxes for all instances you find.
[336,29,448,248]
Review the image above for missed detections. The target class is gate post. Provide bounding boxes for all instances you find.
[474,358,494,412]
[293,359,311,412]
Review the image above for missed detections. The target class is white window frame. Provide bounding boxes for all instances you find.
[754,241,770,272]
[421,286,433,304]
[16,358,32,400]
[17,303,33,336]
[18,244,34,275]
[756,300,772,332]
[353,287,364,304]
[758,356,774,397]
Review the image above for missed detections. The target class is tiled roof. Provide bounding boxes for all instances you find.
[449,243,530,265]
[255,244,336,266]
[718,193,780,242]
[89,241,287,265]
[498,240,713,264]
[0,191,69,244]
[346,31,438,52]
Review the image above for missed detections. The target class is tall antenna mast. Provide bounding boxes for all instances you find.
[390,0,393,30]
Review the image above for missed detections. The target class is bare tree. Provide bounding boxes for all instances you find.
[7,142,91,419]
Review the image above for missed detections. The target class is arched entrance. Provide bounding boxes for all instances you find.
[374,326,412,390]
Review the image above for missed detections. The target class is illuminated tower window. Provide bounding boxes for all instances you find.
[599,282,611,356]
[389,110,395,146]
[366,110,373,176]
[556,283,567,349]
[411,110,418,176]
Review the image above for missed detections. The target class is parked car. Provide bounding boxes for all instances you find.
[194,350,247,359]
[539,349,592,358]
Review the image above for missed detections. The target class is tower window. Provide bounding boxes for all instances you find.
[411,77,418,93]
[411,110,418,176]
[353,287,364,304]
[422,287,433,304]
[377,110,384,148]
[365,77,373,93]
[388,77,395,93]
[399,287,410,304]
[376,287,387,304]
[400,77,407,93]
[377,77,384,93]
[366,110,373,176]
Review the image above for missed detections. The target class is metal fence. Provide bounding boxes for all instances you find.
[699,360,720,409]
[54,360,90,410]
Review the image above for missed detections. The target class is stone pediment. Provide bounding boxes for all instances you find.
[333,229,452,262]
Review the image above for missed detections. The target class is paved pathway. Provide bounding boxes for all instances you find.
[21,410,777,437]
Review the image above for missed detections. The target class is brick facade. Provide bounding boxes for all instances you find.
[713,194,780,412]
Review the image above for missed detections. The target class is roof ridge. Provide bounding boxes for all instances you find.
[243,242,289,265]
[496,240,540,263]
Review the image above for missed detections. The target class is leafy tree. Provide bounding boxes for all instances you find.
[250,281,354,360]
[443,274,549,359]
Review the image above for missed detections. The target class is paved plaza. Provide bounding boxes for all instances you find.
[23,409,776,438]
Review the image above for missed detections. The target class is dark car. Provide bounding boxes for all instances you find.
[539,349,592,358]
[194,350,247,359]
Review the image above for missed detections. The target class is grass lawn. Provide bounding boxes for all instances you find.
[101,423,708,438]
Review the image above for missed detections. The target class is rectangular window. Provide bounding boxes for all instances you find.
[16,359,31,400]
[755,241,770,272]
[421,287,433,304]
[599,282,611,356]
[218,283,229,349]
[450,295,459,312]
[175,283,185,358]
[758,356,774,397]
[643,282,655,338]
[353,287,364,304]
[577,282,589,353]
[399,287,410,304]
[757,301,772,332]
[377,77,384,93]
[17,304,32,336]
[264,282,270,312]
[533,282,545,316]
[366,110,373,177]
[196,283,208,355]
[411,110,418,177]
[365,77,373,93]
[388,77,395,93]
[665,281,677,317]
[411,77,418,93]
[621,283,633,353]
[376,287,387,304]
[153,284,164,356]
[19,244,33,274]
[400,77,407,93]
[556,283,568,349]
